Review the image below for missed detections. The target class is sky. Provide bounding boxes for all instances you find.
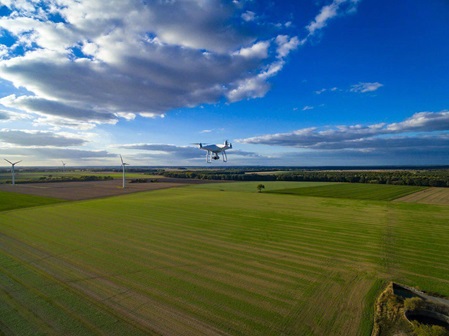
[0,0,448,167]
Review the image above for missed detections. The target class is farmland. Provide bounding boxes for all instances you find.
[1,182,449,335]
[0,190,64,211]
[266,183,426,201]
[0,169,160,184]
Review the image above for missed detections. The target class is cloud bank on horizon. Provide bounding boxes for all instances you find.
[0,0,448,166]
[237,111,449,161]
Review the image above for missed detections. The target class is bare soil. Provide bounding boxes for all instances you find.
[0,178,217,201]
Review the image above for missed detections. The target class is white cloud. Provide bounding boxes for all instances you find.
[0,0,303,129]
[302,106,314,111]
[242,11,256,22]
[0,0,361,131]
[226,75,270,102]
[236,111,449,160]
[305,0,360,38]
[350,82,383,93]
[0,129,87,147]
[387,111,449,132]
[235,41,270,59]
[275,35,300,58]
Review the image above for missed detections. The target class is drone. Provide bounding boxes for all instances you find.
[195,140,232,163]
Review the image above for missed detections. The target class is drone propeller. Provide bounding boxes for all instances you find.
[192,142,208,148]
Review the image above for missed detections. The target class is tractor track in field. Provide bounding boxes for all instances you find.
[0,232,232,336]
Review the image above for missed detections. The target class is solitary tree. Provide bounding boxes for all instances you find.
[257,184,265,193]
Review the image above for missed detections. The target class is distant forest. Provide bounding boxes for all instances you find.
[161,168,449,187]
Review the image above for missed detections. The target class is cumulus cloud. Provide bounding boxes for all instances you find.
[0,0,357,128]
[237,111,449,161]
[1,95,118,123]
[0,0,306,128]
[235,41,270,59]
[0,129,87,147]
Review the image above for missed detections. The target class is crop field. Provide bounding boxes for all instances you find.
[1,183,449,335]
[0,180,186,201]
[394,187,449,206]
[0,190,64,211]
[191,181,338,192]
[267,183,426,201]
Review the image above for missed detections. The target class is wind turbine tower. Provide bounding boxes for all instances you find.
[120,155,129,188]
[4,159,22,185]
[61,160,66,172]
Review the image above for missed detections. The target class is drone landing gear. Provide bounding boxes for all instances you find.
[206,151,227,163]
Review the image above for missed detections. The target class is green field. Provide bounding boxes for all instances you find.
[192,181,338,192]
[0,191,64,211]
[267,183,426,201]
[0,183,448,335]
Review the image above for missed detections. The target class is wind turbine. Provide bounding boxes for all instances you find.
[4,159,22,185]
[61,160,66,172]
[119,154,129,188]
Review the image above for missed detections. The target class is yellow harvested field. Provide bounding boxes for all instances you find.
[395,187,449,206]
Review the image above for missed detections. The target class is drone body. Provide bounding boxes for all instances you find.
[196,140,232,163]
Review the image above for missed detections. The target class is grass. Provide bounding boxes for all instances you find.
[191,181,338,192]
[267,183,426,201]
[0,190,64,211]
[0,183,448,335]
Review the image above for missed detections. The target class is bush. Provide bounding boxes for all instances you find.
[404,297,424,312]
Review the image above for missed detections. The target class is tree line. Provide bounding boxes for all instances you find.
[161,169,449,187]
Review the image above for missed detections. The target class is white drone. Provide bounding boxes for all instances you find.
[195,140,232,163]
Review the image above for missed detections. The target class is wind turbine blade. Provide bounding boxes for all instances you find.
[4,159,13,165]
[119,154,124,165]
[13,160,22,165]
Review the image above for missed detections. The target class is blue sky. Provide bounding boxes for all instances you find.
[0,0,448,166]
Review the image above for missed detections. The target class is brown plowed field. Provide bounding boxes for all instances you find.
[0,178,218,201]
[394,187,449,206]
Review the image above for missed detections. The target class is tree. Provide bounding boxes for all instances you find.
[257,184,265,193]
